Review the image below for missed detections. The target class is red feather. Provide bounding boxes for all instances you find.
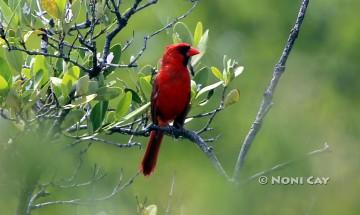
[140,43,200,176]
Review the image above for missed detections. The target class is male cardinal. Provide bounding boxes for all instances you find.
[140,43,200,176]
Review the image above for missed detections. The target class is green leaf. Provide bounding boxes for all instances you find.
[124,88,142,104]
[194,67,209,86]
[0,75,9,93]
[224,59,244,85]
[34,69,44,90]
[42,0,66,19]
[90,101,108,132]
[110,44,122,64]
[0,0,19,26]
[0,57,13,86]
[122,102,150,121]
[224,89,240,108]
[173,22,193,44]
[193,22,203,47]
[21,68,31,79]
[50,77,63,98]
[23,30,42,50]
[116,91,132,119]
[96,86,122,101]
[64,94,97,109]
[191,29,209,66]
[5,49,23,74]
[56,0,67,17]
[211,66,223,81]
[39,81,50,98]
[50,77,62,86]
[142,204,158,215]
[139,76,152,101]
[69,50,84,65]
[106,111,117,124]
[0,0,14,24]
[195,81,222,99]
[88,80,99,94]
[190,80,197,101]
[103,102,150,130]
[0,38,6,47]
[76,75,90,96]
[61,109,84,129]
[62,66,80,96]
[41,0,60,19]
[20,1,33,26]
[198,89,215,106]
[234,66,244,78]
[5,89,20,111]
[32,55,50,86]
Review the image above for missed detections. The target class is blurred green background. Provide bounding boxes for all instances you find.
[1,0,360,214]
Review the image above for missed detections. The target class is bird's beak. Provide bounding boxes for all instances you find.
[187,47,200,57]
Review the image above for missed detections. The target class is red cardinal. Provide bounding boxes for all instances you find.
[140,43,200,176]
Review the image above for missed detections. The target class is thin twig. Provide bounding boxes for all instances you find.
[165,174,176,215]
[102,0,147,64]
[127,0,199,66]
[196,86,226,134]
[241,143,330,185]
[73,137,142,149]
[6,46,90,72]
[31,172,139,209]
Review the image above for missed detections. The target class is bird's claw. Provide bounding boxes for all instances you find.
[167,125,181,139]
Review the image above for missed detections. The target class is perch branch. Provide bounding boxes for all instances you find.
[110,124,230,179]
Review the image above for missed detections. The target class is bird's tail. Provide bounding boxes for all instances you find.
[141,130,164,176]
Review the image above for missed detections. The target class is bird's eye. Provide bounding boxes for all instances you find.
[178,46,190,56]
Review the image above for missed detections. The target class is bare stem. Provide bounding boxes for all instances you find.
[232,0,310,182]
[241,143,330,185]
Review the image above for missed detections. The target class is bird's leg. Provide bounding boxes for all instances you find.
[171,122,184,139]
[167,125,177,139]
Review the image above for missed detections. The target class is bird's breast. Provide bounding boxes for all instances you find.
[155,69,190,122]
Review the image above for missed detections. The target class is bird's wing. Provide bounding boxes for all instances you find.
[173,91,191,129]
[151,77,160,125]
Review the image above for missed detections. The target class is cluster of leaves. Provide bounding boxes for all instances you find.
[0,0,242,136]
[0,0,147,131]
[172,22,243,112]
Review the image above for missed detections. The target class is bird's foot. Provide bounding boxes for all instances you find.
[167,125,181,139]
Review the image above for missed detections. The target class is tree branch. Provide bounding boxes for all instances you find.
[72,136,142,149]
[232,0,310,181]
[6,46,91,73]
[102,0,146,64]
[110,124,230,180]
[31,172,139,210]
